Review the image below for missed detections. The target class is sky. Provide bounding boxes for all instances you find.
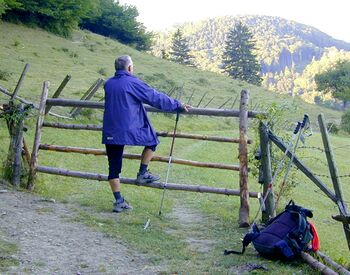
[119,0,350,42]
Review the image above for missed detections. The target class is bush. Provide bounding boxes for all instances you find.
[0,68,11,80]
[327,122,339,134]
[341,109,350,134]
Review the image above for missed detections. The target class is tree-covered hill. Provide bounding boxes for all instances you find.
[152,15,350,105]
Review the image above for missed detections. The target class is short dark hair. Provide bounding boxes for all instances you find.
[115,55,133,70]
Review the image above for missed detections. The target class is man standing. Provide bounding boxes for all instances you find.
[103,55,190,213]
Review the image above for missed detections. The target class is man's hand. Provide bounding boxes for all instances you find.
[181,103,192,112]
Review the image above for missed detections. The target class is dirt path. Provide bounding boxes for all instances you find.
[0,185,163,274]
[166,202,217,254]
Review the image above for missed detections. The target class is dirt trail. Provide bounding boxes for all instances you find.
[0,185,163,274]
[167,202,217,254]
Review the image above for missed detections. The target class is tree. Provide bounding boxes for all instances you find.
[0,0,21,17]
[315,61,350,109]
[80,0,152,51]
[2,0,95,37]
[169,28,195,66]
[221,21,262,85]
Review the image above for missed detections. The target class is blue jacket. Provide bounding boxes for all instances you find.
[102,70,182,145]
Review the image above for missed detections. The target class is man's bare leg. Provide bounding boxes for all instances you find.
[109,178,120,193]
[141,147,154,165]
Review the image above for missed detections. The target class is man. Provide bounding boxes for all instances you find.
[103,55,190,213]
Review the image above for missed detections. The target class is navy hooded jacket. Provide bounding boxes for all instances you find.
[102,70,182,146]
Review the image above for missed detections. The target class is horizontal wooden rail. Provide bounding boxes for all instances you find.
[45,98,266,118]
[0,85,70,119]
[36,165,259,197]
[39,144,240,171]
[42,122,252,144]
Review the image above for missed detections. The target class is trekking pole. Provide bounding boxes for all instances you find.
[274,114,310,210]
[252,119,302,223]
[158,111,180,216]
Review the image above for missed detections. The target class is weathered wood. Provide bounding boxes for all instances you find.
[316,251,350,275]
[332,214,350,223]
[12,104,25,186]
[268,130,338,203]
[45,98,267,118]
[42,122,252,144]
[22,138,31,165]
[239,89,250,227]
[319,113,350,251]
[27,81,49,191]
[300,252,338,275]
[71,78,104,117]
[218,97,232,109]
[38,144,241,171]
[196,92,208,107]
[0,85,70,119]
[259,122,275,222]
[11,63,30,101]
[157,131,252,143]
[45,74,71,115]
[36,165,259,197]
[4,104,25,186]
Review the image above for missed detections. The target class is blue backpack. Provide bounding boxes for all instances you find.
[225,200,314,260]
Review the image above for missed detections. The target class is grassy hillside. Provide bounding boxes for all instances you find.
[0,21,341,124]
[1,21,349,273]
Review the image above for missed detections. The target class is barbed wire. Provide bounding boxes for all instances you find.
[299,146,324,152]
[312,173,350,179]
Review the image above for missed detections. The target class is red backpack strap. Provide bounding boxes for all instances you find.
[309,221,320,251]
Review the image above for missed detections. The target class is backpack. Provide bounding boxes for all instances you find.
[225,200,315,260]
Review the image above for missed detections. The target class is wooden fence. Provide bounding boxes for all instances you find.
[26,81,266,227]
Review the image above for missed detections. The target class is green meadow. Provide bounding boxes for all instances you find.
[0,21,349,273]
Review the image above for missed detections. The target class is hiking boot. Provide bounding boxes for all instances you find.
[113,198,133,213]
[136,170,160,184]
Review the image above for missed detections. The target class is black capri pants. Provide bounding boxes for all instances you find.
[105,144,157,180]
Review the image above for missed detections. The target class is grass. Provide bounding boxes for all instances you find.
[0,234,19,272]
[0,21,349,273]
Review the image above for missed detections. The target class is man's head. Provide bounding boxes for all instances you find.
[115,55,133,74]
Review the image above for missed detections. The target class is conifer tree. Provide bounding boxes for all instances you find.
[222,21,262,85]
[169,28,195,66]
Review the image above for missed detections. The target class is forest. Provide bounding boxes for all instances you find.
[0,0,152,50]
[151,15,350,108]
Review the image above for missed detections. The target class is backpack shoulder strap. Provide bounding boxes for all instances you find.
[224,224,260,255]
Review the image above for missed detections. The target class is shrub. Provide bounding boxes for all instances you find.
[12,39,20,47]
[327,122,339,134]
[0,68,11,81]
[341,109,350,134]
[97,68,107,76]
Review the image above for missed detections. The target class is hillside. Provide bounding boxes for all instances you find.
[0,21,341,123]
[0,22,349,272]
[152,15,350,103]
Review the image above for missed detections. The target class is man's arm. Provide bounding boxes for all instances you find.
[131,80,188,112]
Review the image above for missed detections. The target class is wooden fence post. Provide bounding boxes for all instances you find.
[318,114,350,251]
[4,104,25,186]
[239,89,250,227]
[27,81,49,191]
[11,63,30,102]
[70,78,103,117]
[259,122,275,222]
[45,74,71,115]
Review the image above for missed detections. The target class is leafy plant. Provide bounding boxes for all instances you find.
[97,67,107,76]
[0,68,11,80]
[341,109,350,134]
